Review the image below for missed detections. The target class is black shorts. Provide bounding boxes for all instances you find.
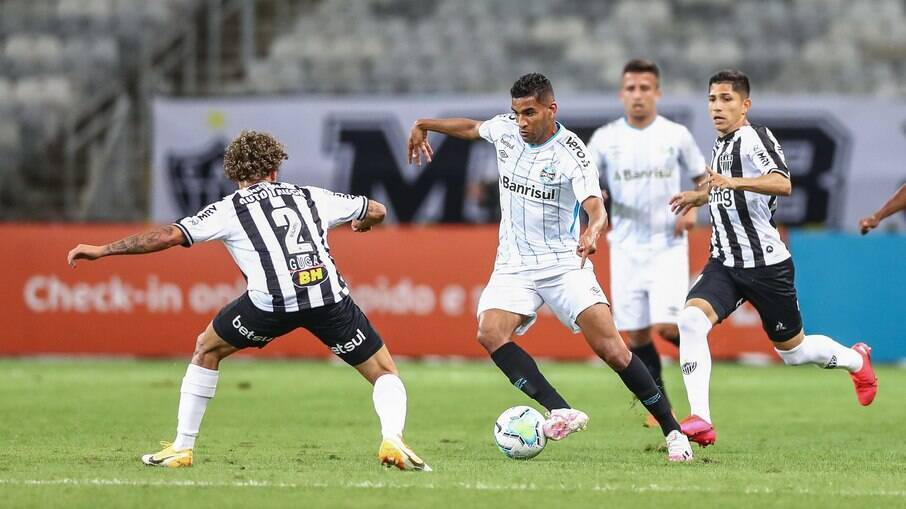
[212,293,384,366]
[687,257,802,341]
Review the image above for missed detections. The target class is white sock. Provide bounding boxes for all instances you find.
[372,374,407,440]
[775,334,863,372]
[173,364,219,450]
[678,306,714,424]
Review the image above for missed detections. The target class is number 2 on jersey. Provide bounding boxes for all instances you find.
[271,207,314,254]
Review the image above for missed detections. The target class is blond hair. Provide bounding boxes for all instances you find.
[223,130,288,182]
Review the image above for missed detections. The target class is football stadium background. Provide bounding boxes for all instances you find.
[1,0,902,362]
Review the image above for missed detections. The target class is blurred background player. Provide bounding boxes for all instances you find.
[587,59,707,427]
[669,70,878,447]
[66,130,431,471]
[408,73,693,461]
[859,184,906,234]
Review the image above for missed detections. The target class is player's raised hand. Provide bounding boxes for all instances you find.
[704,168,736,190]
[67,244,103,267]
[859,214,880,235]
[407,123,434,165]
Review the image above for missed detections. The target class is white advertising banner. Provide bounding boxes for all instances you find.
[152,95,906,231]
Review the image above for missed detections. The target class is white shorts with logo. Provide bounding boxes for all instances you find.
[609,242,689,331]
[476,261,609,335]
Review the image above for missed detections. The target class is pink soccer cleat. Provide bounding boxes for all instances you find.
[542,408,588,441]
[680,414,716,447]
[850,343,878,406]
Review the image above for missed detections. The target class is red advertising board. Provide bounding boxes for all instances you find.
[2,224,775,360]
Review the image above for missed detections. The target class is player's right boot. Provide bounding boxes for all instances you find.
[850,343,878,406]
[542,408,589,441]
[680,415,716,447]
[141,441,193,468]
[379,436,432,472]
[666,430,694,462]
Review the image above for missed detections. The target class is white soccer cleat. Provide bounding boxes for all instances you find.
[379,436,432,472]
[542,408,589,441]
[666,430,694,462]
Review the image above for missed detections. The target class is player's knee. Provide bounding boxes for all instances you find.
[594,336,632,370]
[476,328,509,353]
[678,306,712,338]
[626,330,651,348]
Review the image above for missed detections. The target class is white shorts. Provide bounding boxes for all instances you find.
[609,242,689,331]
[476,264,609,335]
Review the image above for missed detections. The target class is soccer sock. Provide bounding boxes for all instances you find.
[490,342,570,412]
[616,354,680,436]
[173,364,219,450]
[775,334,863,372]
[372,373,407,440]
[678,306,714,423]
[630,342,670,407]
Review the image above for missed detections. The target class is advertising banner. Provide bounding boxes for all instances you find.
[3,225,784,360]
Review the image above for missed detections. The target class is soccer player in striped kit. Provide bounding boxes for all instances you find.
[67,130,431,471]
[669,70,878,448]
[408,73,693,461]
[587,60,708,427]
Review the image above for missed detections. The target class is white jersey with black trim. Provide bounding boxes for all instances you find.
[478,114,602,271]
[174,181,368,312]
[587,115,706,249]
[707,123,791,268]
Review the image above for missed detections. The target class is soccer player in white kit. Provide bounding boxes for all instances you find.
[587,60,708,427]
[67,131,431,471]
[408,73,693,461]
[669,70,878,448]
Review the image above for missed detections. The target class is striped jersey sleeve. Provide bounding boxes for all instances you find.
[745,125,789,178]
[305,187,368,229]
[174,197,234,246]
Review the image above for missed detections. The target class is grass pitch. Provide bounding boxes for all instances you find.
[0,358,903,508]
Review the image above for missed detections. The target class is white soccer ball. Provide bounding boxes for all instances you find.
[493,405,547,459]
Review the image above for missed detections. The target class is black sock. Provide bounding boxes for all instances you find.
[617,354,680,436]
[490,342,569,412]
[630,342,670,407]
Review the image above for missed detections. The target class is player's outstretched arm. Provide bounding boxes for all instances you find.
[860,184,906,235]
[67,224,186,267]
[577,196,607,268]
[351,199,387,233]
[408,118,482,165]
[705,168,791,196]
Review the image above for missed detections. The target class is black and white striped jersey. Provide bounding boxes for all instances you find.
[707,124,791,268]
[174,181,368,312]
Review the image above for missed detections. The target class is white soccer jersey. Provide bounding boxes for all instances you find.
[707,124,791,268]
[173,181,368,311]
[479,114,602,270]
[587,115,706,249]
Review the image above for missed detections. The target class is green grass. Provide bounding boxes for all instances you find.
[0,358,903,508]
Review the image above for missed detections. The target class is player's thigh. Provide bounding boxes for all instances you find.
[610,244,651,331]
[649,244,689,326]
[737,258,803,342]
[536,266,608,333]
[302,296,386,366]
[686,259,743,324]
[211,293,294,350]
[477,271,543,336]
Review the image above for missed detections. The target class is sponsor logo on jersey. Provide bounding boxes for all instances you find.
[231,315,274,343]
[501,134,516,150]
[564,136,591,167]
[500,175,557,201]
[331,328,367,355]
[709,187,735,208]
[291,265,327,288]
[613,167,674,181]
[237,185,305,206]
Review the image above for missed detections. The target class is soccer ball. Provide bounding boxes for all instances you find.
[493,405,547,459]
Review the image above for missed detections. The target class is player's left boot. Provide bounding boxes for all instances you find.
[665,430,694,462]
[542,408,589,440]
[849,343,878,406]
[379,436,432,472]
[141,441,193,468]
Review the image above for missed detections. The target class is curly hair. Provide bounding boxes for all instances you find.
[510,73,554,102]
[222,130,288,182]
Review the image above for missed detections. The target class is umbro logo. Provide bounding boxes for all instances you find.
[498,149,509,160]
[681,361,697,375]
